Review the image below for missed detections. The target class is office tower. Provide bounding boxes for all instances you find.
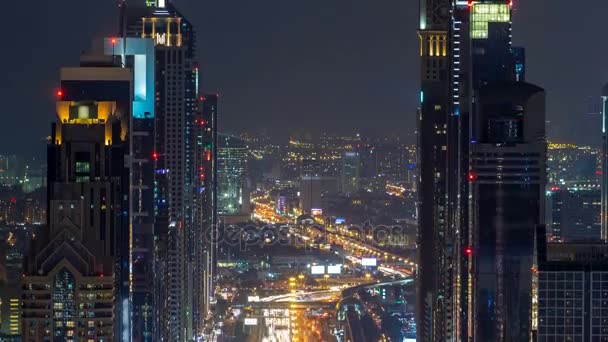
[341,151,360,195]
[101,36,156,341]
[217,134,249,216]
[470,82,546,340]
[300,159,323,216]
[602,84,608,241]
[417,0,452,339]
[200,94,218,321]
[549,184,601,242]
[536,235,608,341]
[122,1,202,339]
[450,1,528,340]
[188,94,218,334]
[22,59,132,340]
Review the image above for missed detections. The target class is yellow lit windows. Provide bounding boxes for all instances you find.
[471,4,510,39]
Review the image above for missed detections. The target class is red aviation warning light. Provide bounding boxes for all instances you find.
[468,172,477,182]
[56,90,63,97]
[152,152,159,161]
[465,247,473,256]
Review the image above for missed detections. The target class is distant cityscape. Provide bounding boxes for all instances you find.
[1,132,606,340]
[2,0,608,341]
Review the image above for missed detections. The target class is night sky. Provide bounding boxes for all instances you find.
[2,0,608,156]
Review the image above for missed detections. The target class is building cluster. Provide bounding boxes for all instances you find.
[545,143,603,242]
[0,155,46,193]
[0,1,220,341]
[417,1,608,341]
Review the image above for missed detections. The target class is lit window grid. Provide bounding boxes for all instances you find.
[591,272,608,339]
[538,271,585,341]
[471,4,510,39]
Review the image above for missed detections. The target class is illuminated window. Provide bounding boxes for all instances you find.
[470,4,510,39]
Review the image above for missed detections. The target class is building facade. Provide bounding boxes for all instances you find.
[22,59,132,340]
[470,82,546,341]
[537,240,608,341]
[549,184,601,242]
[122,0,206,339]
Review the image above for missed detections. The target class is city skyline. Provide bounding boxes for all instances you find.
[2,0,608,156]
[2,0,608,341]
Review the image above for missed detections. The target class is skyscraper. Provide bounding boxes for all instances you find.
[417,0,452,339]
[300,159,323,216]
[199,94,218,321]
[122,1,203,339]
[22,56,132,340]
[341,151,360,195]
[601,84,608,242]
[417,1,541,340]
[470,82,546,340]
[100,36,157,342]
[217,134,249,216]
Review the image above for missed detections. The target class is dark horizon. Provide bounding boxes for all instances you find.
[2,0,608,157]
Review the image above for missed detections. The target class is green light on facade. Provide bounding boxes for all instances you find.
[146,0,156,6]
[471,4,510,39]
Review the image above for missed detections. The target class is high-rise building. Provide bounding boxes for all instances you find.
[549,183,601,242]
[122,1,203,339]
[341,151,360,195]
[417,0,536,340]
[536,236,608,341]
[470,82,546,340]
[416,0,453,339]
[217,134,249,216]
[22,57,132,340]
[100,36,157,342]
[199,94,218,321]
[601,84,608,241]
[300,159,323,216]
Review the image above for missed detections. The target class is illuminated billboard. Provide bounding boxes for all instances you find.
[244,318,258,326]
[311,208,323,216]
[361,258,377,267]
[311,265,325,275]
[327,265,342,274]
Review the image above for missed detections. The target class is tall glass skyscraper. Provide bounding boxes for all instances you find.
[417,1,543,340]
[470,82,546,340]
[417,0,453,339]
[121,0,206,339]
[341,151,360,195]
[100,36,157,341]
[217,134,249,215]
